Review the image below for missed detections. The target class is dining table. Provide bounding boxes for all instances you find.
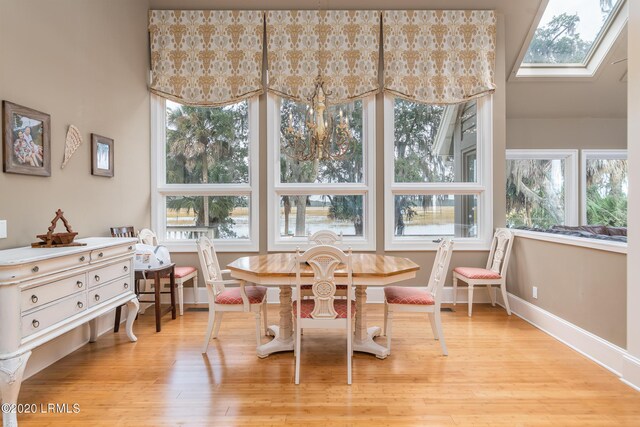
[227,253,420,359]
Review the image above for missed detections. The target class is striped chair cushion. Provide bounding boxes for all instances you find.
[292,299,355,318]
[384,286,435,305]
[215,286,267,305]
[454,267,501,279]
[174,266,197,278]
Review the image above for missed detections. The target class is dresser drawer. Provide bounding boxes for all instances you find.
[0,251,90,284]
[21,293,88,338]
[89,278,132,308]
[89,260,132,288]
[91,243,135,263]
[21,273,86,312]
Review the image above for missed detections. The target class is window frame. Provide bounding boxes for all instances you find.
[383,94,494,251]
[267,94,376,252]
[151,95,260,253]
[506,149,579,227]
[580,149,627,225]
[511,0,628,79]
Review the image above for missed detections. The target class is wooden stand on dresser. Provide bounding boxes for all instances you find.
[0,237,140,427]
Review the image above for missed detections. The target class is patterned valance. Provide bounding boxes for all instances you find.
[148,10,264,107]
[266,10,380,105]
[383,10,496,105]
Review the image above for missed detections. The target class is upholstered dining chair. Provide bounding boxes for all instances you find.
[293,245,355,384]
[452,228,514,317]
[197,236,268,353]
[137,229,199,316]
[383,239,454,356]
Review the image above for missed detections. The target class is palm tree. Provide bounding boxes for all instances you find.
[585,158,627,226]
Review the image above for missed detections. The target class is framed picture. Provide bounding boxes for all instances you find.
[3,101,51,176]
[91,134,114,177]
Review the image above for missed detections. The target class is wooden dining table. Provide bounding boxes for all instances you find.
[227,253,420,359]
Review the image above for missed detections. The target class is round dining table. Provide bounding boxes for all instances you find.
[227,253,420,359]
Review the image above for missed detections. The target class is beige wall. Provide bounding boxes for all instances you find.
[0,0,150,250]
[507,237,627,347]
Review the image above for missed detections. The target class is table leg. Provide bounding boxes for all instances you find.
[154,271,161,332]
[0,351,31,427]
[353,285,390,359]
[170,269,176,320]
[256,285,294,358]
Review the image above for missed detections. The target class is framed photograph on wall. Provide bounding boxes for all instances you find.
[2,101,51,176]
[91,134,114,177]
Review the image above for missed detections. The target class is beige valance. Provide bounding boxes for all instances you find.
[148,10,264,107]
[383,10,496,105]
[266,10,380,105]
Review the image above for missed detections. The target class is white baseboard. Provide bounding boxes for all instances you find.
[622,354,640,391]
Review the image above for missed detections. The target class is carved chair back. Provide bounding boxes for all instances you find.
[110,226,136,238]
[485,228,514,278]
[426,239,454,304]
[137,228,159,246]
[196,237,225,295]
[308,230,343,246]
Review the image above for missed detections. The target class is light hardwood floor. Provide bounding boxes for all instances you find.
[16,304,640,426]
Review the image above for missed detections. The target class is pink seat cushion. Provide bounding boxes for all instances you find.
[174,266,197,278]
[384,286,435,305]
[292,299,355,318]
[215,286,267,305]
[454,267,501,280]
[300,284,348,290]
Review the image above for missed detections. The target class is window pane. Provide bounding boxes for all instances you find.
[394,99,477,183]
[393,195,478,238]
[279,195,364,237]
[586,158,628,226]
[166,100,249,184]
[506,159,566,228]
[166,196,249,240]
[523,0,622,64]
[280,99,363,184]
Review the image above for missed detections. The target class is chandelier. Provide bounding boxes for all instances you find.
[282,76,355,162]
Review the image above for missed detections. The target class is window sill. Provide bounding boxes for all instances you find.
[384,239,491,252]
[510,229,627,254]
[159,241,259,253]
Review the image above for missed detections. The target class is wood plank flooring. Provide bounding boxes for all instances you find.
[15,304,640,426]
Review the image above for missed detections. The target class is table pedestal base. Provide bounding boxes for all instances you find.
[257,325,294,358]
[353,326,389,359]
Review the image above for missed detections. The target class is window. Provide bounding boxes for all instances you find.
[152,96,259,252]
[384,95,493,251]
[267,95,375,251]
[581,150,627,226]
[514,0,627,78]
[506,149,578,229]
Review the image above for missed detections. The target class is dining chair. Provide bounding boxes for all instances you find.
[138,228,199,315]
[197,236,268,353]
[452,228,514,317]
[110,226,136,238]
[293,245,355,384]
[383,239,454,356]
[308,230,343,245]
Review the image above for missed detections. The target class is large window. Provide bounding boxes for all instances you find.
[152,96,259,251]
[581,150,627,226]
[267,95,375,251]
[506,150,578,229]
[384,95,493,251]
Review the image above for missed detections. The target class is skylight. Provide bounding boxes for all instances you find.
[523,0,623,66]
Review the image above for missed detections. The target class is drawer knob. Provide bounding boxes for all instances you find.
[77,301,84,309]
[79,256,86,262]
[32,266,39,273]
[95,275,100,282]
[94,294,101,302]
[124,266,129,272]
[98,252,104,258]
[32,319,40,328]
[77,281,83,288]
[31,295,38,304]
[124,283,129,289]
[128,246,133,251]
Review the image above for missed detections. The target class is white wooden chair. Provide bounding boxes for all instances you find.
[383,239,454,356]
[452,228,514,317]
[197,237,268,353]
[308,230,343,245]
[138,228,199,315]
[293,245,355,384]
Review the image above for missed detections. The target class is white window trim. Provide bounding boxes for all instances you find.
[384,94,494,251]
[506,149,579,226]
[510,0,628,80]
[581,149,627,225]
[267,94,376,252]
[151,94,260,253]
[511,228,627,254]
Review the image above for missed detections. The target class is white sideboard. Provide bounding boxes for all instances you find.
[0,237,140,427]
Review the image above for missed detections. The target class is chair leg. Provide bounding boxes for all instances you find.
[383,302,388,336]
[487,285,496,306]
[202,308,216,353]
[178,280,184,316]
[254,311,262,348]
[262,300,269,336]
[347,316,353,385]
[434,311,448,356]
[213,311,223,338]
[428,312,439,340]
[386,309,394,352]
[453,274,458,306]
[295,320,302,385]
[500,282,512,315]
[468,285,474,317]
[193,276,199,305]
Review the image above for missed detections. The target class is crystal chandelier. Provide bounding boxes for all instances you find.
[282,76,355,162]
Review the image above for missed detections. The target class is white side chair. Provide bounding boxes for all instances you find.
[197,237,268,353]
[452,228,514,317]
[293,245,355,385]
[308,230,343,245]
[138,228,199,315]
[383,239,454,356]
